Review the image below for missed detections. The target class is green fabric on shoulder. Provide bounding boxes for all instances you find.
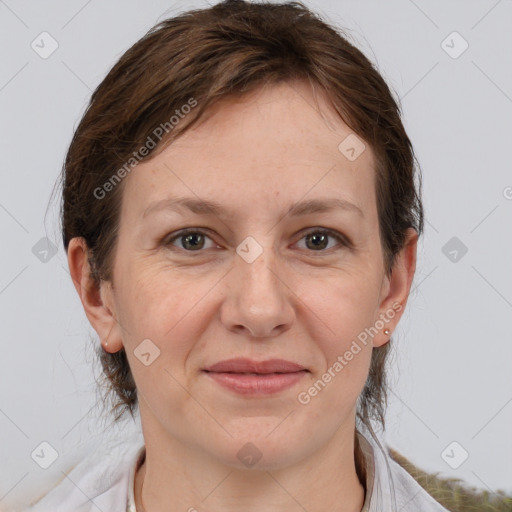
[388,448,512,512]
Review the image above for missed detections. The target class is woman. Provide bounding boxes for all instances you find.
[26,1,450,510]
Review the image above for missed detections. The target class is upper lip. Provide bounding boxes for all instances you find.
[203,358,307,374]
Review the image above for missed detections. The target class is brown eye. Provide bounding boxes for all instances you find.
[296,229,347,252]
[165,229,216,252]
[305,232,329,250]
[180,233,205,250]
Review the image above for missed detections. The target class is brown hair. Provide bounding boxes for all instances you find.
[61,0,423,432]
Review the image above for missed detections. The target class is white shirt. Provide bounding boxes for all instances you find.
[23,424,449,512]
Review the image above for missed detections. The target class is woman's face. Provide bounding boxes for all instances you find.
[78,80,416,468]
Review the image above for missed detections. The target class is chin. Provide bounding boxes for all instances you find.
[205,429,310,471]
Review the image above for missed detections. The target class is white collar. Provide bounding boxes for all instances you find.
[127,444,146,512]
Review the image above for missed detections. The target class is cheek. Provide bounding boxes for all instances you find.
[117,269,213,413]
[293,271,378,396]
[115,263,219,374]
[296,265,381,341]
[117,259,202,330]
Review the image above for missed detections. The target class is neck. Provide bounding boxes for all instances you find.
[134,416,366,512]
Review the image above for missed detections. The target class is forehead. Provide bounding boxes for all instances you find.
[121,80,377,223]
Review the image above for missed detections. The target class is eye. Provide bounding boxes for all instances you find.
[163,227,350,254]
[165,229,217,252]
[295,228,348,252]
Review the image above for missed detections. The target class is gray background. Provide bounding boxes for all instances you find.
[1,0,511,508]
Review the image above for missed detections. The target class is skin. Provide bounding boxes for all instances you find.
[68,79,417,512]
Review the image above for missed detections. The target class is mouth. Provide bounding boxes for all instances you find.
[203,358,307,374]
[202,358,309,395]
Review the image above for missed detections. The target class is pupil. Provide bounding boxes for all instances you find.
[184,233,203,250]
[307,233,327,250]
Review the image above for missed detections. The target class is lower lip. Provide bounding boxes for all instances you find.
[203,370,308,396]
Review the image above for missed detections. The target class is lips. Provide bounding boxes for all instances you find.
[202,358,308,396]
[203,358,307,374]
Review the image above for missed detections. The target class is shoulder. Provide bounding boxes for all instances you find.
[24,429,144,512]
[386,446,511,512]
[357,426,450,512]
[386,453,451,511]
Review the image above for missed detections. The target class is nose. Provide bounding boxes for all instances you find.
[220,243,295,339]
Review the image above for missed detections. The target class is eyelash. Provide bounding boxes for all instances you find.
[163,228,351,255]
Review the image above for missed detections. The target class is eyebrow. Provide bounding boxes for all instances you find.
[142,196,364,220]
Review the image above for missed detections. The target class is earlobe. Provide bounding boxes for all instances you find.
[67,237,123,353]
[373,228,418,348]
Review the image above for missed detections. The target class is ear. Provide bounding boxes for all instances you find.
[373,227,418,348]
[67,237,124,353]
